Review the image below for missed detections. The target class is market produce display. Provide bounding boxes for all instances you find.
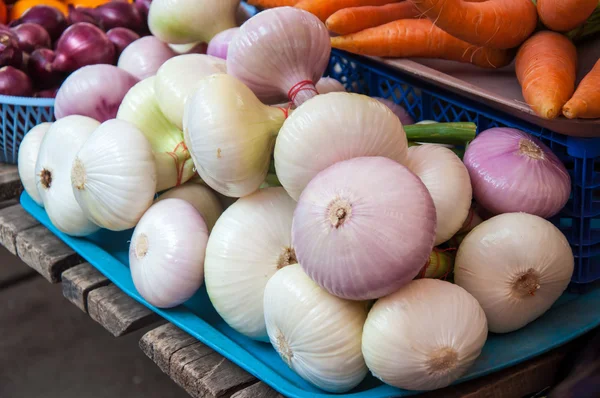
[15,0,587,395]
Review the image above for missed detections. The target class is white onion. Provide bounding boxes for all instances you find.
[18,122,52,206]
[406,145,472,245]
[454,212,574,333]
[130,198,208,308]
[264,264,368,393]
[275,92,409,201]
[205,187,296,341]
[362,279,488,391]
[117,36,176,80]
[292,156,436,300]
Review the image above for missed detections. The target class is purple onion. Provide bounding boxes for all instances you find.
[54,64,139,121]
[28,48,65,89]
[11,23,51,53]
[79,2,144,33]
[67,5,104,29]
[117,36,175,80]
[107,27,140,56]
[0,30,23,68]
[0,66,33,96]
[207,28,239,60]
[10,6,68,42]
[135,0,152,20]
[52,23,116,73]
[374,97,415,125]
[35,87,59,98]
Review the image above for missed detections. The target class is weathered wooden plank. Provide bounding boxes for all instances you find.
[88,284,161,337]
[140,323,258,398]
[0,204,39,254]
[232,383,283,398]
[0,164,22,202]
[61,263,110,313]
[15,225,82,283]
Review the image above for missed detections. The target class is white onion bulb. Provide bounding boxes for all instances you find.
[35,116,100,236]
[275,92,409,201]
[18,122,52,206]
[205,187,296,341]
[406,145,472,245]
[455,212,574,333]
[264,264,368,393]
[362,279,488,391]
[130,198,208,308]
[316,77,345,94]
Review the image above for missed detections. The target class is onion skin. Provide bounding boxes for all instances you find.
[28,48,64,90]
[52,23,116,73]
[206,27,239,60]
[117,36,176,80]
[463,127,571,219]
[374,97,414,125]
[10,6,67,42]
[67,5,104,29]
[107,27,140,56]
[0,29,23,68]
[11,23,51,53]
[79,3,145,33]
[0,66,33,96]
[292,156,437,300]
[315,76,345,94]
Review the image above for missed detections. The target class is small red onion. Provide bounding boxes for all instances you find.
[107,27,140,56]
[292,156,437,300]
[80,2,144,33]
[28,48,65,89]
[135,0,152,20]
[117,36,175,79]
[35,87,59,98]
[11,23,51,54]
[207,27,239,60]
[55,64,139,121]
[0,30,23,68]
[67,5,104,29]
[52,23,116,73]
[374,97,415,125]
[463,127,571,218]
[0,66,33,96]
[10,6,68,42]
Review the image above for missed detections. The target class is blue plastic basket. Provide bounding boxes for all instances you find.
[0,95,55,164]
[326,50,600,287]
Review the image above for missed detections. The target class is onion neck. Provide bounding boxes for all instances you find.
[512,269,541,298]
[154,151,196,192]
[277,246,297,269]
[518,139,545,160]
[287,80,318,108]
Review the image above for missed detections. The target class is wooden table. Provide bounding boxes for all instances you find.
[0,164,582,398]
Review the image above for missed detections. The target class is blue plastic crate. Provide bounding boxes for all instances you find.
[326,50,600,286]
[0,95,55,164]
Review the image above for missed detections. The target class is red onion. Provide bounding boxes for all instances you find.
[374,97,415,125]
[227,7,331,106]
[28,48,64,89]
[117,36,175,80]
[55,64,139,121]
[52,23,116,73]
[0,66,33,96]
[80,2,144,33]
[135,0,152,20]
[463,127,571,218]
[67,5,104,29]
[207,27,239,60]
[35,87,59,98]
[11,23,51,54]
[0,30,23,68]
[292,156,437,300]
[107,27,140,56]
[10,6,68,42]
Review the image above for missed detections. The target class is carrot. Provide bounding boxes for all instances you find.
[515,31,577,120]
[295,0,402,22]
[407,0,538,49]
[330,19,515,69]
[247,0,300,8]
[326,2,422,35]
[537,0,598,32]
[563,59,600,119]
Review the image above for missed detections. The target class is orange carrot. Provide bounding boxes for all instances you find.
[537,0,598,32]
[326,2,422,35]
[295,0,402,22]
[515,31,577,120]
[330,19,515,69]
[247,0,300,7]
[563,59,600,119]
[407,0,538,49]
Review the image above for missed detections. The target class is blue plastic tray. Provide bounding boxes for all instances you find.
[20,191,600,397]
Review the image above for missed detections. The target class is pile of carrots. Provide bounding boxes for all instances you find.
[249,0,600,120]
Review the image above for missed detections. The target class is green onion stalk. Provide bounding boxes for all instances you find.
[404,122,476,145]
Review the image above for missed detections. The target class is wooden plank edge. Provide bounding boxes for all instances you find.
[61,262,111,313]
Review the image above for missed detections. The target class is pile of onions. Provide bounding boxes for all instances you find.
[129,198,208,308]
[54,64,139,122]
[79,2,144,33]
[11,23,51,53]
[264,264,368,393]
[35,116,100,236]
[227,7,330,107]
[274,92,409,201]
[28,49,63,90]
[463,127,571,218]
[454,212,574,333]
[205,187,296,341]
[292,156,437,300]
[206,27,239,59]
[0,66,32,96]
[52,23,116,73]
[10,6,67,41]
[117,36,176,80]
[362,279,488,391]
[107,27,140,56]
[406,144,472,245]
[183,73,287,197]
[0,30,23,69]
[18,122,52,207]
